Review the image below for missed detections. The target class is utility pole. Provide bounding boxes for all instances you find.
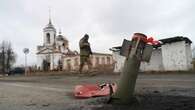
[23,48,29,75]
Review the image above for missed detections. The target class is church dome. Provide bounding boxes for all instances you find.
[56,31,68,41]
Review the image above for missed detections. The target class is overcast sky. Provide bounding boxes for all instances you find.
[0,0,194,66]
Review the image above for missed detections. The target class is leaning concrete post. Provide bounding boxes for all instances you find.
[110,33,147,104]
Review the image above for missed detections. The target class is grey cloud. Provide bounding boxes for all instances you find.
[0,0,194,65]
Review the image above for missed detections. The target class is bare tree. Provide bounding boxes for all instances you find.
[0,41,16,74]
[0,41,6,73]
[6,42,16,72]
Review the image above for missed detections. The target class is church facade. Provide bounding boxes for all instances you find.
[36,19,77,71]
[36,18,115,72]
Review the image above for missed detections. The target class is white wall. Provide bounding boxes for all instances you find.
[52,53,62,69]
[112,41,193,72]
[63,54,113,71]
[37,54,46,70]
[37,53,62,70]
[112,51,126,72]
[161,41,188,71]
[185,43,193,70]
[113,48,164,72]
[140,48,164,71]
[63,56,79,70]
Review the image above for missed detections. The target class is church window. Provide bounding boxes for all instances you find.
[102,57,105,64]
[46,33,50,43]
[58,46,61,51]
[107,56,111,64]
[96,57,99,65]
[74,58,78,66]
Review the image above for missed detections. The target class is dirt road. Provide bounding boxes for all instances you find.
[0,73,195,110]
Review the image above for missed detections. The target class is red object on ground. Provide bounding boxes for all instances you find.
[74,83,117,98]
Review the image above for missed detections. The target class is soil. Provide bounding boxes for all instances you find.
[0,73,194,110]
[65,94,195,110]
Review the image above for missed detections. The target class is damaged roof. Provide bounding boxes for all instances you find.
[160,36,192,44]
[110,46,122,52]
[110,36,192,51]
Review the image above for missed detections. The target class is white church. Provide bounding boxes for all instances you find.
[36,19,77,71]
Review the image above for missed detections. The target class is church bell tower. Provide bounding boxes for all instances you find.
[43,18,56,46]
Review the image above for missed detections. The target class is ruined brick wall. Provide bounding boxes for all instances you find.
[62,54,114,72]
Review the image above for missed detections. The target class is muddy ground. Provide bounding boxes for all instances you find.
[0,73,195,110]
[66,93,195,110]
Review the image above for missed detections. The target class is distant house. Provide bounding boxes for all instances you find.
[63,53,114,71]
[111,36,193,72]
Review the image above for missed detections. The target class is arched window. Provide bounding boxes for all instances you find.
[102,57,105,64]
[58,46,61,51]
[74,58,79,66]
[46,33,50,43]
[96,57,99,65]
[107,56,111,64]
